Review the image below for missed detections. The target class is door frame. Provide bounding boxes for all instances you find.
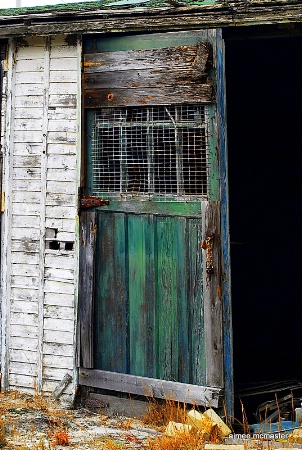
[77,28,232,414]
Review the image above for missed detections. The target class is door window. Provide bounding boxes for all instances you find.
[89,104,209,199]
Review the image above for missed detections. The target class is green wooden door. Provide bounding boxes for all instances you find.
[80,30,229,395]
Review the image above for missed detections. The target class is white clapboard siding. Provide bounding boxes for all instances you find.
[13,155,41,167]
[13,143,43,156]
[44,329,74,345]
[10,337,38,352]
[10,240,40,252]
[50,71,78,83]
[46,193,76,207]
[10,324,39,339]
[44,293,74,307]
[9,362,38,377]
[45,219,75,233]
[44,278,75,296]
[15,72,44,85]
[13,167,41,179]
[12,216,40,228]
[1,34,80,398]
[11,288,39,301]
[48,120,77,133]
[10,276,39,288]
[14,119,44,131]
[48,110,77,121]
[45,253,75,270]
[11,300,39,315]
[44,343,74,358]
[47,180,76,194]
[47,155,77,170]
[43,367,73,381]
[43,355,74,370]
[47,168,76,182]
[12,204,41,217]
[14,59,44,73]
[11,227,40,240]
[44,268,74,282]
[10,349,38,364]
[45,206,76,220]
[12,180,42,191]
[12,191,41,204]
[14,96,45,108]
[44,305,74,319]
[50,58,77,71]
[9,374,38,389]
[48,94,77,108]
[11,264,40,277]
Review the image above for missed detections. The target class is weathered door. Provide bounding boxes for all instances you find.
[78,30,231,411]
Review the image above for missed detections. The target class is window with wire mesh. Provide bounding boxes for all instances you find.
[90,105,209,199]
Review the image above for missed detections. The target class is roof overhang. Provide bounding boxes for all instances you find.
[1,1,302,37]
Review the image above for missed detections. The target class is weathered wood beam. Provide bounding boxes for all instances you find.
[1,2,302,37]
[79,368,223,407]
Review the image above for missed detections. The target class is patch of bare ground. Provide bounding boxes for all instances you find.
[0,392,301,450]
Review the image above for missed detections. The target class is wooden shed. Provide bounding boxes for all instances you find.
[0,0,301,417]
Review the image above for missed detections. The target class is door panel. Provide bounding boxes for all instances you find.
[94,209,205,385]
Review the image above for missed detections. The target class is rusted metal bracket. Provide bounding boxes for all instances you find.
[80,195,109,210]
[201,235,214,280]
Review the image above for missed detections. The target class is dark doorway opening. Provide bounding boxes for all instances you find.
[225,33,302,394]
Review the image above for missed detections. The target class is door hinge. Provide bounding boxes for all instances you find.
[79,195,109,210]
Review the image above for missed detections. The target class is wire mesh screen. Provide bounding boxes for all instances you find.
[90,105,209,199]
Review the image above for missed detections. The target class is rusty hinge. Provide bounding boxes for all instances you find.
[80,195,109,210]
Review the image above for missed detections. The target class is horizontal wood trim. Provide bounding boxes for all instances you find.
[92,200,203,217]
[84,68,208,89]
[79,368,223,407]
[84,85,212,107]
[83,43,210,72]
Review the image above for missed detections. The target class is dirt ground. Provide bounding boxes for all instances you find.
[0,391,160,449]
[1,391,302,449]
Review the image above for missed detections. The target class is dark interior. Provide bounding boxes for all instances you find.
[225,33,302,392]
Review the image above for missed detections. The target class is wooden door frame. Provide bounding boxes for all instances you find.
[76,28,232,412]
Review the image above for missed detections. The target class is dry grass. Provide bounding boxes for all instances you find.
[146,430,206,450]
[143,396,187,428]
[51,427,70,446]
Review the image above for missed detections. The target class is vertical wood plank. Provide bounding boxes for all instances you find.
[37,36,49,393]
[155,217,180,382]
[204,201,223,388]
[174,217,189,384]
[128,214,155,378]
[216,29,233,418]
[187,218,206,386]
[94,212,128,374]
[1,38,16,391]
[77,211,96,368]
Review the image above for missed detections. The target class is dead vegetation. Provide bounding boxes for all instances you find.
[0,390,300,449]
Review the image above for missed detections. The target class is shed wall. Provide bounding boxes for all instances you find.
[1,34,80,401]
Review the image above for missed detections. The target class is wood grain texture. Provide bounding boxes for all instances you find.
[93,209,205,385]
[2,4,302,39]
[79,368,222,407]
[77,211,96,369]
[84,42,212,107]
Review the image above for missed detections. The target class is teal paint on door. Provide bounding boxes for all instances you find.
[93,208,206,384]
